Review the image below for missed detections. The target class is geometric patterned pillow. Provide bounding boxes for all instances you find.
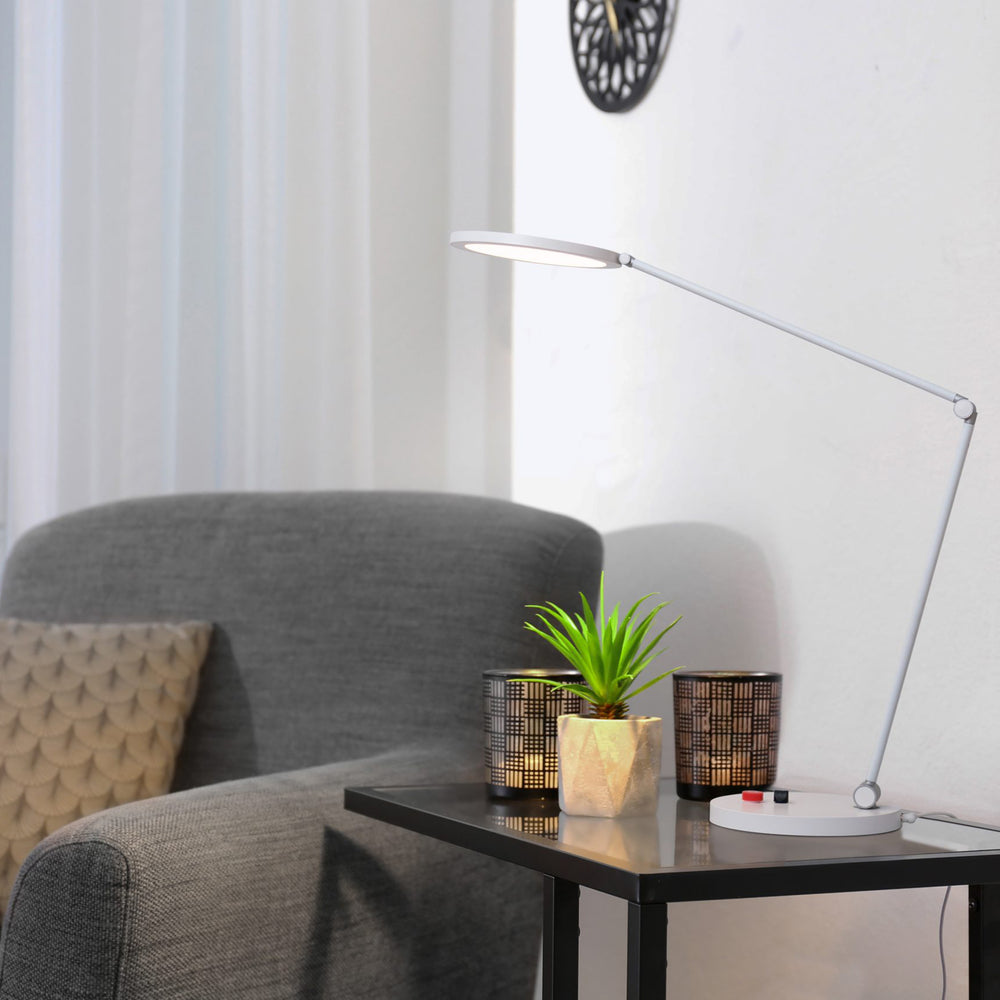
[0,619,212,911]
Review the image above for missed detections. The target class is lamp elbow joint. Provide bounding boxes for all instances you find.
[954,397,977,423]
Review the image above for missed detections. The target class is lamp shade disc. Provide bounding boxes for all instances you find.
[450,231,621,269]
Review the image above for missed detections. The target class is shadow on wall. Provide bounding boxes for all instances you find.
[602,523,783,776]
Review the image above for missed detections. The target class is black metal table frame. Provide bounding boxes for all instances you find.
[541,880,1000,999]
[344,785,1000,999]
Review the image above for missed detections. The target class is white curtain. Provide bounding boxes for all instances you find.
[0,0,513,552]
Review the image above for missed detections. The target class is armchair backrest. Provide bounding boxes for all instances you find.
[0,491,602,789]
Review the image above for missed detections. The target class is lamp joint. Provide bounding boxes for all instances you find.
[619,252,634,267]
[953,397,977,423]
[853,780,881,810]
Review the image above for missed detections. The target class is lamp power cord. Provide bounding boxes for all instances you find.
[901,811,956,999]
[919,812,959,1000]
[938,885,951,1000]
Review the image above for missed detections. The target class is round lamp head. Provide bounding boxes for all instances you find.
[450,231,621,269]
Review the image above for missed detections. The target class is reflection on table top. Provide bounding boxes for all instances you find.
[345,779,1000,902]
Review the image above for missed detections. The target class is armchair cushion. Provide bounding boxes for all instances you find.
[0,619,211,909]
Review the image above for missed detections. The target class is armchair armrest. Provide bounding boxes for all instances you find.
[0,747,541,1000]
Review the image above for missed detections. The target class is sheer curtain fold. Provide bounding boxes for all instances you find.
[2,0,513,553]
[9,1,62,542]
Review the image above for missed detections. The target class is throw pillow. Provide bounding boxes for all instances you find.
[0,618,212,910]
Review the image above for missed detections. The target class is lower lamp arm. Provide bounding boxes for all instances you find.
[854,399,976,808]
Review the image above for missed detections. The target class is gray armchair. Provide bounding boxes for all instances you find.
[0,491,602,999]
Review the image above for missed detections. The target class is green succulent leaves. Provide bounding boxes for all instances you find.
[524,572,681,718]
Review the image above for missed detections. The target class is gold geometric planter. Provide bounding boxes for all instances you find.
[557,715,663,818]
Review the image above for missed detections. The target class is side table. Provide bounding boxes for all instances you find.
[344,780,1000,999]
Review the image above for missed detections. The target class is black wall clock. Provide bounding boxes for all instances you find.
[570,0,676,113]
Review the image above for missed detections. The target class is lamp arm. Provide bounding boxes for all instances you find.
[622,254,961,402]
[622,252,978,810]
[853,410,976,807]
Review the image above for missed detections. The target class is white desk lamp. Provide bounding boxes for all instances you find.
[451,230,977,837]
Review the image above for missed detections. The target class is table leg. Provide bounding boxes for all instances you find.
[627,900,668,999]
[969,884,1000,999]
[542,875,580,1000]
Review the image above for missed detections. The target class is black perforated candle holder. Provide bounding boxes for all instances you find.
[482,667,583,799]
[673,670,782,802]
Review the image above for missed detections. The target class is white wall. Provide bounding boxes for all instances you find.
[511,3,999,997]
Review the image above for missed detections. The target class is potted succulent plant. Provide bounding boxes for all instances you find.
[525,574,682,817]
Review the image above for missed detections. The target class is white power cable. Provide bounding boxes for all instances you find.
[904,812,956,999]
[938,885,951,1000]
[917,813,959,1000]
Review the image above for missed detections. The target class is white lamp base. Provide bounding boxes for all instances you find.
[709,791,902,837]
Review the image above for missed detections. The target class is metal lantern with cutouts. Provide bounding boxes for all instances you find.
[482,667,583,799]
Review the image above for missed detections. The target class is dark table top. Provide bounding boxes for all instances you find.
[344,780,1000,904]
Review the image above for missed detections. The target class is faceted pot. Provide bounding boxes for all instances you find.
[557,715,663,818]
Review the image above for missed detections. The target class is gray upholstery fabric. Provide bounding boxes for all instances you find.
[0,491,600,788]
[0,491,602,999]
